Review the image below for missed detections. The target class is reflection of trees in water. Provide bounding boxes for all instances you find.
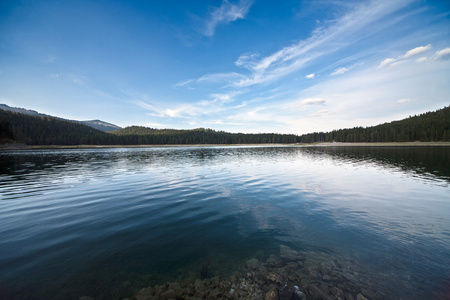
[306,146,450,183]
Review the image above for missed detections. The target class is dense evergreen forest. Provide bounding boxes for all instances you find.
[0,109,298,145]
[0,109,113,145]
[0,106,449,146]
[111,126,299,144]
[299,106,450,143]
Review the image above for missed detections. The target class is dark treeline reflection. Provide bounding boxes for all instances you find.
[1,146,449,185]
[306,146,450,183]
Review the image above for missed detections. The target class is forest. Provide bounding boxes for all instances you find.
[0,106,449,146]
[0,109,299,145]
[299,106,450,143]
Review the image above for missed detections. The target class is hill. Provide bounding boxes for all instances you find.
[0,109,299,145]
[0,104,122,132]
[0,109,115,145]
[80,120,122,132]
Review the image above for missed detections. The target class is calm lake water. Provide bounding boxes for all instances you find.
[0,146,449,299]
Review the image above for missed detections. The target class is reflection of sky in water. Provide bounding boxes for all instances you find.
[0,146,449,299]
[288,155,449,244]
[1,146,448,246]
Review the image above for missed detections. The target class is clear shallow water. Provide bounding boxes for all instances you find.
[0,146,449,299]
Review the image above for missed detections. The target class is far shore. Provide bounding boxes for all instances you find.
[312,141,450,147]
[2,141,450,150]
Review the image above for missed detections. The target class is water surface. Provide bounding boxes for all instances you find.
[0,146,449,299]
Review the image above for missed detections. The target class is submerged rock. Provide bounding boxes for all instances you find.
[160,289,176,300]
[265,288,278,300]
[129,248,389,300]
[266,272,284,284]
[356,293,369,300]
[246,258,260,270]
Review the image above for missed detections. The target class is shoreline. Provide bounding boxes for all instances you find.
[1,141,450,150]
[312,141,450,147]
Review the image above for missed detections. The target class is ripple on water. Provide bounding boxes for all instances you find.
[0,146,449,299]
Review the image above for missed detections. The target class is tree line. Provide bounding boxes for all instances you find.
[298,106,450,143]
[0,106,449,146]
[111,126,299,144]
[0,110,299,145]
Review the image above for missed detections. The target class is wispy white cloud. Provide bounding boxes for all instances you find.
[435,47,450,60]
[281,55,450,134]
[142,102,208,118]
[180,46,449,134]
[377,58,397,70]
[219,48,448,134]
[235,52,260,69]
[198,72,247,83]
[135,90,242,119]
[136,100,189,118]
[227,106,276,124]
[377,44,432,69]
[130,1,447,135]
[186,0,415,89]
[203,0,253,37]
[399,44,431,59]
[330,67,349,76]
[173,79,196,89]
[175,72,246,88]
[210,90,241,103]
[389,60,408,69]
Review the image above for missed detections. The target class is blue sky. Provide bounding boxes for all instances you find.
[1,0,449,134]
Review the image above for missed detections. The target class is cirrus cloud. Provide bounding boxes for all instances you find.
[203,0,253,37]
[330,67,349,76]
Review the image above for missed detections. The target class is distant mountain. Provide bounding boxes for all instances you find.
[0,104,41,116]
[80,120,122,132]
[0,104,122,132]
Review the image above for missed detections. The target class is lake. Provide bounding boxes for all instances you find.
[0,146,449,299]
